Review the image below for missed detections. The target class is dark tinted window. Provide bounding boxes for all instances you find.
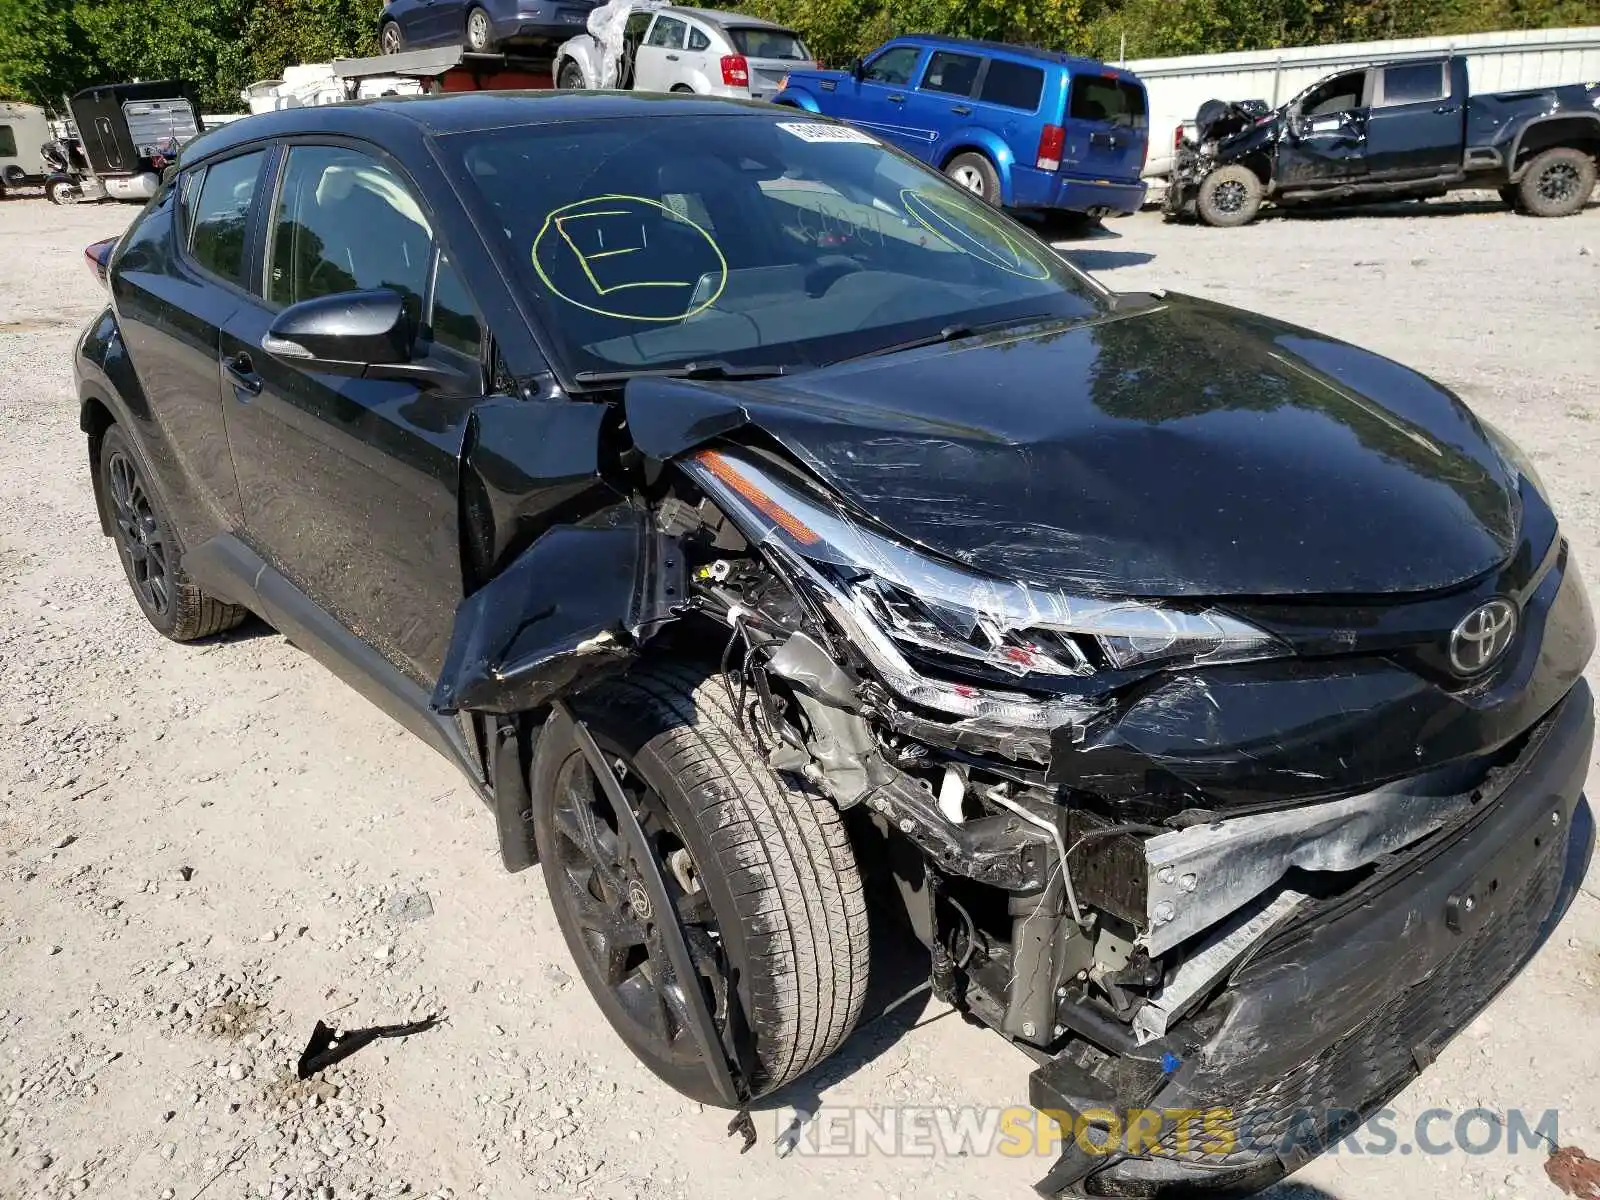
[646,15,686,48]
[864,46,920,86]
[189,151,264,286]
[1381,62,1447,105]
[727,27,808,60]
[266,146,432,316]
[1067,76,1147,127]
[0,126,15,158]
[431,255,482,358]
[979,60,1044,111]
[921,51,981,97]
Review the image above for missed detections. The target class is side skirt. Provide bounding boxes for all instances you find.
[185,534,488,798]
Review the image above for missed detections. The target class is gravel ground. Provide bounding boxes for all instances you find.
[1,189,1598,1200]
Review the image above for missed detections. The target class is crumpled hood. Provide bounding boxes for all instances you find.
[626,294,1521,598]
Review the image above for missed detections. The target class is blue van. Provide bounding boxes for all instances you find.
[774,36,1149,217]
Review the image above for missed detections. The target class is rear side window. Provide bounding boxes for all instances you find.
[979,60,1044,112]
[921,51,981,97]
[646,16,687,49]
[1380,62,1447,106]
[1068,76,1148,127]
[687,25,710,52]
[266,145,433,316]
[189,151,264,287]
[0,126,16,158]
[727,28,808,61]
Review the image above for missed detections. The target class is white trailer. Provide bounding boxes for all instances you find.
[1129,25,1600,187]
[0,101,51,195]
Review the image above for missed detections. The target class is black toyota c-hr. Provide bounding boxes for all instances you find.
[75,92,1594,1197]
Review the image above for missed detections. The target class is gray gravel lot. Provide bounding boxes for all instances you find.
[1,190,1598,1200]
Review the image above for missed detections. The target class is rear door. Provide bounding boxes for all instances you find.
[633,14,689,92]
[678,20,716,92]
[217,141,486,683]
[1363,59,1462,179]
[1061,70,1148,184]
[110,150,266,537]
[902,48,983,163]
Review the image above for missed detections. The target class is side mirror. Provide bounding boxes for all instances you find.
[849,56,864,81]
[263,288,466,390]
[263,288,414,375]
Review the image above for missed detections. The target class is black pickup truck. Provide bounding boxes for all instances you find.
[1167,54,1600,226]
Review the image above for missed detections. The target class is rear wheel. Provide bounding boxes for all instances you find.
[1196,164,1263,227]
[99,425,248,642]
[944,152,1001,205]
[379,20,404,54]
[464,5,495,52]
[1517,147,1596,218]
[557,60,585,90]
[533,663,870,1102]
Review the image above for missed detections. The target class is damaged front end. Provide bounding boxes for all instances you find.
[429,355,1594,1194]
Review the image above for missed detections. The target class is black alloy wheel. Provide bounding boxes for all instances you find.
[1537,161,1582,206]
[558,60,585,90]
[1211,179,1247,214]
[547,734,728,1075]
[107,445,172,619]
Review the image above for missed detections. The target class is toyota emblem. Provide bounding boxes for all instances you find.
[1449,599,1518,676]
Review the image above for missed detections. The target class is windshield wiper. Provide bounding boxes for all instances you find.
[832,315,1063,365]
[572,360,792,385]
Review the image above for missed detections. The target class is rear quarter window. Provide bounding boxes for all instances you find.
[978,60,1044,112]
[1068,76,1148,127]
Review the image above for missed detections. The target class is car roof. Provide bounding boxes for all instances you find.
[668,7,795,32]
[890,34,1132,76]
[178,91,782,165]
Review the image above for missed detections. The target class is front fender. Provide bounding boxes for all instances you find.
[555,35,600,87]
[772,87,821,113]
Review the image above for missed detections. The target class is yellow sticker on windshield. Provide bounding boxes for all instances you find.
[531,194,728,321]
[900,188,1051,281]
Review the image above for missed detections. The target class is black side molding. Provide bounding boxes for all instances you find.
[184,534,487,794]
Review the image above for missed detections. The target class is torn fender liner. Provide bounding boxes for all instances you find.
[430,508,685,715]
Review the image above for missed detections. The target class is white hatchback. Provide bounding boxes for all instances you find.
[555,4,813,103]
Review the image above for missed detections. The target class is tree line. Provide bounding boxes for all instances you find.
[0,0,1591,113]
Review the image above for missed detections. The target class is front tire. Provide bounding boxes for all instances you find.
[557,60,585,90]
[1517,147,1596,218]
[47,178,79,205]
[379,20,404,54]
[944,152,1001,205]
[533,663,870,1103]
[464,5,495,53]
[99,425,248,642]
[1196,164,1263,227]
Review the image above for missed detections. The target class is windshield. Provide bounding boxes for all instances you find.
[442,112,1105,379]
[727,27,809,60]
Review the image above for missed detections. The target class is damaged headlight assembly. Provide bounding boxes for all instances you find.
[683,449,1288,735]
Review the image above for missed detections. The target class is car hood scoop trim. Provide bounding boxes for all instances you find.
[626,293,1520,598]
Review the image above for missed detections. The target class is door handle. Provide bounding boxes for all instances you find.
[886,92,905,102]
[1434,103,1459,114]
[665,53,678,60]
[950,104,971,115]
[224,351,262,397]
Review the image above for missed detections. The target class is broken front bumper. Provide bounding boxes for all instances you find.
[1030,678,1594,1197]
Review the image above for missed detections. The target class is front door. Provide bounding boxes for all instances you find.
[218,142,487,683]
[1278,69,1371,189]
[1364,59,1462,179]
[633,14,689,92]
[839,44,930,157]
